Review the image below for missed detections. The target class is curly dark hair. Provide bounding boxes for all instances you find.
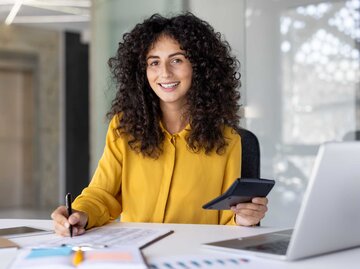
[108,12,241,158]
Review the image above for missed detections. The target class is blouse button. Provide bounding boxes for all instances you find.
[170,136,176,145]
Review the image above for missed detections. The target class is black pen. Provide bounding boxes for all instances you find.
[65,193,73,237]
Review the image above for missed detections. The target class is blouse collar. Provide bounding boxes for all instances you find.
[159,121,190,140]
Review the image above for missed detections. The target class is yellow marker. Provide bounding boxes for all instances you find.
[72,249,84,266]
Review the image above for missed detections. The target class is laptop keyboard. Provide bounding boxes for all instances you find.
[244,239,290,255]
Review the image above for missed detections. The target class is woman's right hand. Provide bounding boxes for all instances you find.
[51,206,88,237]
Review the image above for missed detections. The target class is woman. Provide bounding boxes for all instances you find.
[52,13,268,236]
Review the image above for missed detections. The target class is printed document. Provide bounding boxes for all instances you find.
[15,225,173,249]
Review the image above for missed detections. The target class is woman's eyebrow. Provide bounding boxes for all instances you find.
[168,52,186,58]
[146,52,186,61]
[146,55,159,60]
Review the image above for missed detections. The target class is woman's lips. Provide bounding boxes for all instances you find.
[158,82,180,91]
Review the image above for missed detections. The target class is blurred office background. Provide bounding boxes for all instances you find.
[0,0,359,227]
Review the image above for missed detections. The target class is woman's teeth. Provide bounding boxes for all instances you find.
[160,82,179,88]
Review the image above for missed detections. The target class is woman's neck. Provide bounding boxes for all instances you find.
[161,103,189,135]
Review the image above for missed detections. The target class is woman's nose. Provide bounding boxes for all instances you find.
[160,63,172,78]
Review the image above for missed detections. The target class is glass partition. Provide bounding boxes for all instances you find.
[246,0,359,226]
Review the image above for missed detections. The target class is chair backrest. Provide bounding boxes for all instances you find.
[237,128,260,178]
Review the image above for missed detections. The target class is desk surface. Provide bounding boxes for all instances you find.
[0,219,359,269]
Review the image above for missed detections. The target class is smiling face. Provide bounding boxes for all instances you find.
[146,35,193,109]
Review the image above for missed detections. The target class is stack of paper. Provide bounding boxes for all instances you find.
[8,225,173,269]
[9,246,147,269]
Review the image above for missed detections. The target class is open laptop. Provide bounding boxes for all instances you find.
[204,142,360,260]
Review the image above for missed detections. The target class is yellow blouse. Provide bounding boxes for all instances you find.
[73,115,242,228]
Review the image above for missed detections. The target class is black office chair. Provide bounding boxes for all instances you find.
[238,128,261,226]
[238,128,260,178]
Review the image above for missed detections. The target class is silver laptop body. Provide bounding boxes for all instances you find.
[204,142,360,260]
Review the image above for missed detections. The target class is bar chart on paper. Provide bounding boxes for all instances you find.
[148,255,252,269]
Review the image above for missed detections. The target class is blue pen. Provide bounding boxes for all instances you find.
[65,193,73,237]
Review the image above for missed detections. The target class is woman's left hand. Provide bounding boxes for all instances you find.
[231,197,268,226]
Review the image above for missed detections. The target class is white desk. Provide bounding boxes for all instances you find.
[1,219,359,269]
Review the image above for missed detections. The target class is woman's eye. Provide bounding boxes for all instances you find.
[171,58,182,64]
[148,61,159,66]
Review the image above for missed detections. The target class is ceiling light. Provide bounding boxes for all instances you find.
[12,15,89,23]
[5,0,23,25]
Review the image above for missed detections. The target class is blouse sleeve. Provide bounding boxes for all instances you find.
[219,132,242,225]
[72,116,123,228]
